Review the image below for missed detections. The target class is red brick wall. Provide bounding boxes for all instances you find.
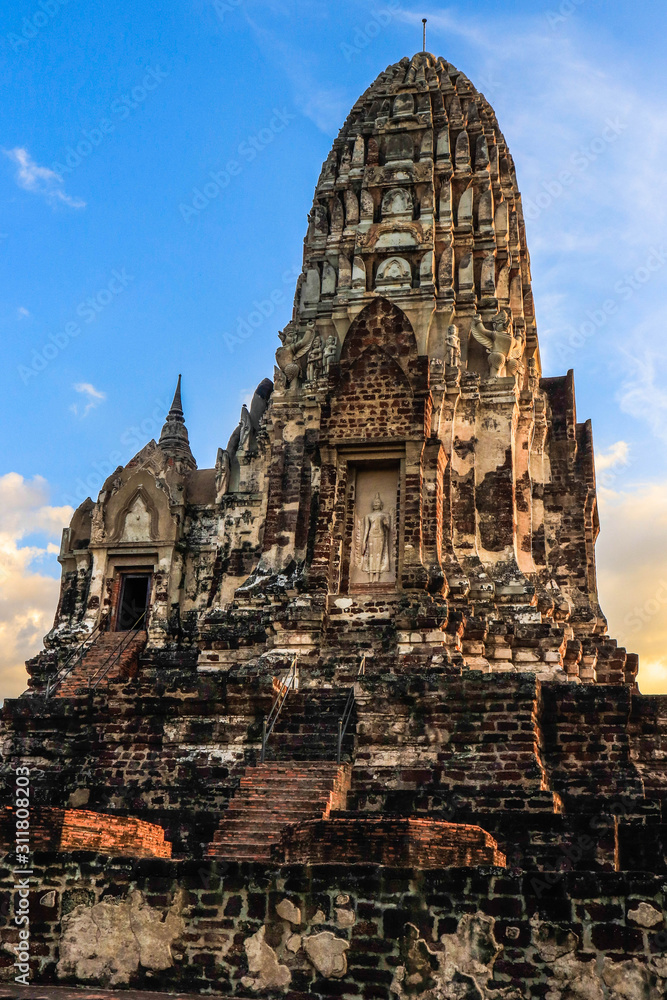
[325,297,426,444]
[0,807,171,859]
[281,816,506,867]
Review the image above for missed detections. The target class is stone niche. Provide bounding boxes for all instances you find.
[119,493,153,542]
[349,464,399,591]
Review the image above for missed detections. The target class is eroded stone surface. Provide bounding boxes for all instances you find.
[335,906,355,928]
[56,890,184,986]
[392,915,504,999]
[627,902,663,927]
[243,926,291,991]
[302,931,349,978]
[275,898,301,925]
[286,933,302,953]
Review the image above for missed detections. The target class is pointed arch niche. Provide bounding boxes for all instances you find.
[312,298,427,596]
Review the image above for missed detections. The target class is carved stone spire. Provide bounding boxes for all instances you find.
[290,51,540,384]
[158,375,196,468]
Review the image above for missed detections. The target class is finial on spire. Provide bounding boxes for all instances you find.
[169,373,183,416]
[422,18,427,53]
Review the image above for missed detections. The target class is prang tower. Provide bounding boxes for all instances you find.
[51,53,612,682]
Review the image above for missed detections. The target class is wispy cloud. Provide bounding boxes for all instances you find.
[4,147,85,209]
[16,306,30,319]
[618,350,667,443]
[595,440,629,475]
[70,382,106,418]
[241,13,348,134]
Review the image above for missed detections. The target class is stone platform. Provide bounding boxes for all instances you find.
[0,987,225,1000]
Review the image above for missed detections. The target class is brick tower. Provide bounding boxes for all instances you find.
[1,52,666,998]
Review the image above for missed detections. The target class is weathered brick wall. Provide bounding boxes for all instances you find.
[540,372,603,629]
[281,817,506,868]
[351,673,558,816]
[3,668,666,871]
[0,666,271,855]
[1,856,666,997]
[324,299,426,444]
[0,808,171,858]
[540,683,646,810]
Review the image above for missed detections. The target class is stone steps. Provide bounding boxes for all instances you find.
[54,631,147,698]
[207,761,351,862]
[262,690,356,762]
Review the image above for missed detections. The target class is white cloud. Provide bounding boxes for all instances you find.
[596,440,629,473]
[596,480,667,694]
[70,381,106,418]
[4,147,86,209]
[16,306,30,319]
[595,441,629,483]
[299,86,350,135]
[0,474,71,700]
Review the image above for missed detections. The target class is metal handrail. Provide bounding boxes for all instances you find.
[261,656,298,762]
[45,619,104,698]
[88,611,147,693]
[337,655,366,764]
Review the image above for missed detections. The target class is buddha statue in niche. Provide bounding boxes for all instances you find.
[360,493,392,582]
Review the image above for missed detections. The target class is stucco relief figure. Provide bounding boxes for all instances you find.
[528,356,540,392]
[238,405,253,450]
[306,335,323,382]
[508,324,526,378]
[309,204,328,237]
[323,334,338,375]
[446,324,461,368]
[471,307,519,378]
[275,321,317,387]
[215,447,231,500]
[360,493,392,582]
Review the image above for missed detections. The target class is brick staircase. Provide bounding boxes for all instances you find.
[207,762,351,861]
[54,631,147,698]
[264,689,356,761]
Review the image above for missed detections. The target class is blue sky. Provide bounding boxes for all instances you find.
[2,0,667,696]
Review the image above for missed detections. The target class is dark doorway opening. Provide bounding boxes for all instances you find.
[116,574,151,631]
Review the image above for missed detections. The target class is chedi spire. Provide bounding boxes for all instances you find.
[158,374,196,468]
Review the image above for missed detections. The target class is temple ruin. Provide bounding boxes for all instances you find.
[1,51,666,999]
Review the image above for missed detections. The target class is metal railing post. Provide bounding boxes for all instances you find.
[46,618,103,698]
[89,610,147,692]
[336,654,366,764]
[260,655,297,761]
